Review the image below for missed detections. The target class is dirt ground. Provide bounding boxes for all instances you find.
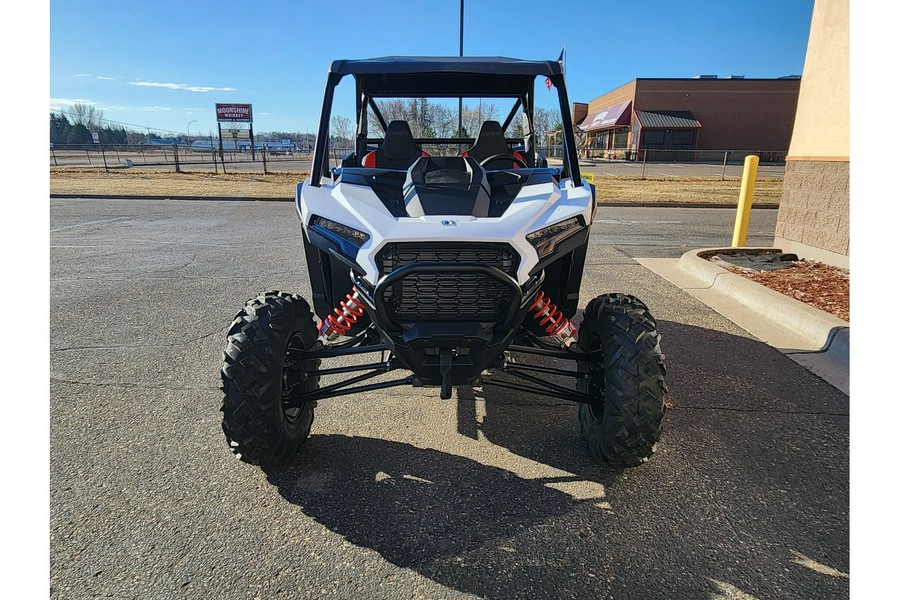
[596,176,782,205]
[49,167,782,205]
[49,168,306,198]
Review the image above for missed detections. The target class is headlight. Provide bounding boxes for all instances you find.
[309,215,370,247]
[526,216,584,258]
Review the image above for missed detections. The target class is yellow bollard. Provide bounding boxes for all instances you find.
[732,154,759,247]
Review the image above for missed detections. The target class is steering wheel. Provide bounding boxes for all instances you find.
[479,153,529,169]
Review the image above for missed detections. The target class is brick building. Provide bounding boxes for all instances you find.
[574,77,802,159]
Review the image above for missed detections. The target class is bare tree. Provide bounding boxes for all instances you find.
[67,102,104,132]
[507,110,526,139]
[532,107,563,147]
[330,115,353,149]
[429,104,455,138]
[368,99,432,137]
[461,102,497,137]
[368,100,402,137]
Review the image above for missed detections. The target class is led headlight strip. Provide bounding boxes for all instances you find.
[526,216,585,259]
[310,215,370,247]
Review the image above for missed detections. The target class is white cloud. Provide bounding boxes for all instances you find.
[50,97,94,110]
[127,81,238,93]
[96,76,116,80]
[73,73,92,77]
[139,106,174,111]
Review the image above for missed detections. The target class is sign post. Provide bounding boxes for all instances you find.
[216,103,253,168]
[216,122,227,174]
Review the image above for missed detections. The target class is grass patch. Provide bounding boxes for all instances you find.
[50,168,781,205]
[50,168,307,198]
[598,176,782,205]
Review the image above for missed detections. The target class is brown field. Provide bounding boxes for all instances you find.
[49,167,782,205]
[596,176,782,205]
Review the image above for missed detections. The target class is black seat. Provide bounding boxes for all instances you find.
[362,120,427,169]
[462,121,525,169]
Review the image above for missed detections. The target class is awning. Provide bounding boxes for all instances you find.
[634,110,702,129]
[577,101,632,132]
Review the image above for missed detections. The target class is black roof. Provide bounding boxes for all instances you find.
[329,56,563,98]
[330,56,563,76]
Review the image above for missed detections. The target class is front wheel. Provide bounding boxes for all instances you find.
[576,293,668,467]
[220,291,321,465]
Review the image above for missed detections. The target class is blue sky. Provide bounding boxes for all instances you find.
[50,0,814,135]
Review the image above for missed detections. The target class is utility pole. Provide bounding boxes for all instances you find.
[458,0,464,152]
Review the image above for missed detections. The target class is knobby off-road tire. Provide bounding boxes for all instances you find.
[220,291,321,465]
[576,293,668,467]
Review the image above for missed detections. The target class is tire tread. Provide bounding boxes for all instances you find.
[577,293,668,467]
[220,291,319,465]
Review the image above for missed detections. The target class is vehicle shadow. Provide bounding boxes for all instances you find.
[464,316,848,476]
[264,434,625,598]
[264,318,848,599]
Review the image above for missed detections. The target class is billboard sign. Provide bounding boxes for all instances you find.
[222,128,250,140]
[215,103,253,123]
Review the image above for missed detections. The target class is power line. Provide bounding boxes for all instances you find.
[50,110,184,135]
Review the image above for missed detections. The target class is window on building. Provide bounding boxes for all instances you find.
[673,130,695,145]
[613,127,628,148]
[642,130,665,145]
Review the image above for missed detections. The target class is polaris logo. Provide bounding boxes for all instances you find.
[441,219,458,226]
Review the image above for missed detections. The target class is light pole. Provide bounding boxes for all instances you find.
[187,120,197,143]
[458,0,464,151]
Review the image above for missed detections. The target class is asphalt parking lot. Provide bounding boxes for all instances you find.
[49,198,848,599]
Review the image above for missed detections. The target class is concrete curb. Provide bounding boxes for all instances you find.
[677,248,850,358]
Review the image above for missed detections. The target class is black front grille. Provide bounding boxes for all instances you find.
[377,243,519,322]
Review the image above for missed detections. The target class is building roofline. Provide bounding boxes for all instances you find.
[579,76,802,106]
[632,77,801,81]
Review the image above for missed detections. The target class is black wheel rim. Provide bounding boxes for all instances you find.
[282,331,309,423]
[584,340,605,421]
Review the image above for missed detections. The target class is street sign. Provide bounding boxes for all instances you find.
[91,132,100,144]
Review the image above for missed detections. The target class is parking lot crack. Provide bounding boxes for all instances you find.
[51,328,226,352]
[673,404,847,417]
[50,375,216,392]
[51,270,301,282]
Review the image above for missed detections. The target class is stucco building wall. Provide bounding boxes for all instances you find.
[774,0,849,267]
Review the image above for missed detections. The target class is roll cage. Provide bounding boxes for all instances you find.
[309,56,582,186]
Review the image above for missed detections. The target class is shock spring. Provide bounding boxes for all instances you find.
[319,288,365,341]
[528,290,577,346]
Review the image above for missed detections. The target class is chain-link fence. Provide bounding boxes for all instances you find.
[51,143,786,181]
[542,146,786,179]
[49,143,314,174]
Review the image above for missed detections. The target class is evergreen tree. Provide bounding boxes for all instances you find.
[66,123,91,144]
[50,113,71,144]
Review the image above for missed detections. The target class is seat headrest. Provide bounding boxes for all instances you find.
[381,120,419,159]
[475,120,506,139]
[465,120,519,166]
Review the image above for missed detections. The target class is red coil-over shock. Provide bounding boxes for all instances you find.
[319,288,365,341]
[528,291,578,346]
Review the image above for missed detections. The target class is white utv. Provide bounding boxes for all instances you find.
[220,57,668,467]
